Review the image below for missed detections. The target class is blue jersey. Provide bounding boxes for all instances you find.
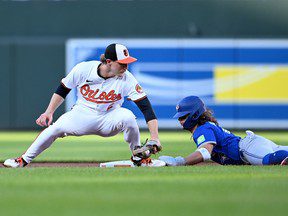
[193,122,245,165]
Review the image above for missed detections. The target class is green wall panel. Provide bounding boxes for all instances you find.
[0,44,11,128]
[0,1,288,38]
[0,0,288,129]
[13,42,65,129]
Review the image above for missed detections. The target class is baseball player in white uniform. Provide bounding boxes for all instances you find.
[4,43,162,168]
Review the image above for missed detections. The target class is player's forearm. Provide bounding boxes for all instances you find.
[185,144,214,165]
[184,151,204,165]
[159,151,205,166]
[147,119,159,140]
[44,93,65,114]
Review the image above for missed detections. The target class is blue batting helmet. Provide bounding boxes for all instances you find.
[173,96,206,130]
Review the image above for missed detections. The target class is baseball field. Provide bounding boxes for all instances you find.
[0,130,287,216]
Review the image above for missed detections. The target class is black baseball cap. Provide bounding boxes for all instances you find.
[105,43,137,64]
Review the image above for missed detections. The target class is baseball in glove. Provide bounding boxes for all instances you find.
[132,139,162,158]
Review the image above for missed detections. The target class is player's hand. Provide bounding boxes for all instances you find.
[132,139,162,159]
[36,113,53,127]
[146,139,162,154]
[159,156,186,166]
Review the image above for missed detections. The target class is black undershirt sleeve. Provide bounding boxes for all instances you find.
[55,83,71,99]
[135,97,157,122]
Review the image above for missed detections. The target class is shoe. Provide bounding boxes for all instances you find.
[139,158,152,167]
[3,157,28,168]
[140,158,166,167]
[280,157,288,166]
[131,156,166,167]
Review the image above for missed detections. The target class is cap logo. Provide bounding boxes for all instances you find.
[176,105,179,111]
[123,49,129,57]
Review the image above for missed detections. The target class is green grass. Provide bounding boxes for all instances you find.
[0,131,288,216]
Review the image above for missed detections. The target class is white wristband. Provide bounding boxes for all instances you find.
[175,156,186,166]
[196,148,211,161]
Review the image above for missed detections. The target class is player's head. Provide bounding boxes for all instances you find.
[104,43,137,64]
[102,43,137,76]
[173,96,206,131]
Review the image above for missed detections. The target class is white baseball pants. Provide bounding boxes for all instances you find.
[239,131,288,165]
[22,105,141,163]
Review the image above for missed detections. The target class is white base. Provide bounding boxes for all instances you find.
[100,159,166,168]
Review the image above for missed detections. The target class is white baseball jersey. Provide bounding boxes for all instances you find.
[62,61,146,111]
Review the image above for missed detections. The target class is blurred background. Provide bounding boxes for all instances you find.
[1,0,288,130]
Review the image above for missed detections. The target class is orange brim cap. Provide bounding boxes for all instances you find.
[117,56,137,64]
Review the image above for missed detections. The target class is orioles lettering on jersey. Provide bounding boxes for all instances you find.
[80,84,122,104]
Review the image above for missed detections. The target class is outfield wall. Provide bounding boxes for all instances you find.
[66,39,288,129]
[1,1,288,129]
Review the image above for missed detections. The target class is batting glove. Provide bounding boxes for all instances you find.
[159,156,186,166]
